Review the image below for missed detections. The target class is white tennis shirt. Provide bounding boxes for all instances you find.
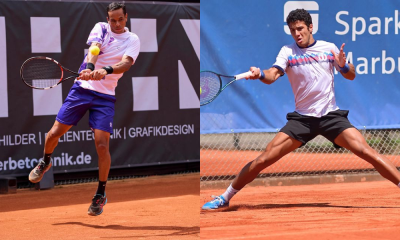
[77,22,140,95]
[273,40,341,117]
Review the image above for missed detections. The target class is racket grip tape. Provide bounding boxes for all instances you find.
[234,71,252,80]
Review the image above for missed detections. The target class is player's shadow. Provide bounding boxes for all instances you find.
[53,222,199,238]
[221,202,400,212]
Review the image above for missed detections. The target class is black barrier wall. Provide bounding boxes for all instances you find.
[0,1,200,176]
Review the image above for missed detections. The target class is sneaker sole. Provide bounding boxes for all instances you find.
[87,198,107,216]
[29,163,52,183]
[201,205,229,210]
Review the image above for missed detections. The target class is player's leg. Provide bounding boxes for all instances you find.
[44,120,73,154]
[29,121,72,183]
[29,83,90,183]
[232,132,302,190]
[94,129,111,190]
[334,128,400,185]
[87,93,115,216]
[202,112,313,210]
[87,129,111,216]
[202,132,302,210]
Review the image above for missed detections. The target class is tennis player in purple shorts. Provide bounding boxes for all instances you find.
[28,2,140,216]
[202,9,400,210]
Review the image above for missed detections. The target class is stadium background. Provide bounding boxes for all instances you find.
[0,0,200,185]
[200,0,400,182]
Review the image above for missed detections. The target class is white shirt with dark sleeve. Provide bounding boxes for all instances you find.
[76,22,140,96]
[272,40,341,117]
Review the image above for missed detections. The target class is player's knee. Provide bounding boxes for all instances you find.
[256,153,277,167]
[359,144,373,155]
[359,145,380,161]
[95,142,109,154]
[47,129,62,140]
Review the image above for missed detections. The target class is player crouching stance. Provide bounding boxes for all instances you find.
[202,9,400,210]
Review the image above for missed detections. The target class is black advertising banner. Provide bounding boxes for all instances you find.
[0,1,200,176]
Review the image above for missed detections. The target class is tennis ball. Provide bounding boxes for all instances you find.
[200,87,202,95]
[89,46,100,56]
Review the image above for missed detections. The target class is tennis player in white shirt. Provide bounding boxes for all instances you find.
[29,2,140,216]
[202,8,400,210]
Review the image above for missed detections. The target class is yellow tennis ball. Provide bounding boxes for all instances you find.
[89,46,100,56]
[200,87,202,95]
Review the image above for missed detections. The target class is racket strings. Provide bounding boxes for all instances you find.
[200,72,221,105]
[21,59,62,88]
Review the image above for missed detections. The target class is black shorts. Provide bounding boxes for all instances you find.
[279,110,355,148]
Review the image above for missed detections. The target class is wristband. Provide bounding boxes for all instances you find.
[259,69,265,80]
[86,62,94,71]
[102,66,113,74]
[339,63,350,74]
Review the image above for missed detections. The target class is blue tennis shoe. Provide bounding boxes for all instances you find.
[202,195,229,210]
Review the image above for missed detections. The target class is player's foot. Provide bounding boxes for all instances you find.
[202,195,229,210]
[29,160,52,183]
[87,194,107,216]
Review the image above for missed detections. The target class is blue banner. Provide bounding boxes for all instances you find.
[200,0,400,133]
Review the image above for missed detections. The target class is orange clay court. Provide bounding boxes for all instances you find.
[0,173,199,240]
[200,150,400,239]
[201,181,400,240]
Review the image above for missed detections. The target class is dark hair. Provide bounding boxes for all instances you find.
[107,2,126,17]
[286,9,312,28]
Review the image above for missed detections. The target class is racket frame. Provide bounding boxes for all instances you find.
[200,70,252,106]
[20,56,79,90]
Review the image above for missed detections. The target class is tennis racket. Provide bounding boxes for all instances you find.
[20,56,80,90]
[200,70,252,106]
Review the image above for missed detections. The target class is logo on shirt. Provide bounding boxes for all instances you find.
[284,1,319,35]
[288,52,334,67]
[108,37,115,45]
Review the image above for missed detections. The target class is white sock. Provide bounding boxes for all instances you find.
[221,184,239,202]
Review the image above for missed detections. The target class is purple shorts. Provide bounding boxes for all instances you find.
[56,82,116,134]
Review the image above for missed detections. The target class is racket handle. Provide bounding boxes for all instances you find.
[234,71,253,80]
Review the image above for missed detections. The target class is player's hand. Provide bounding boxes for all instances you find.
[330,43,347,68]
[77,69,91,81]
[89,69,107,81]
[247,67,261,80]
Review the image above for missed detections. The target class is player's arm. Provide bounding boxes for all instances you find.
[331,43,356,81]
[77,42,101,80]
[108,55,134,74]
[340,63,356,80]
[89,55,134,80]
[247,66,283,85]
[87,42,101,65]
